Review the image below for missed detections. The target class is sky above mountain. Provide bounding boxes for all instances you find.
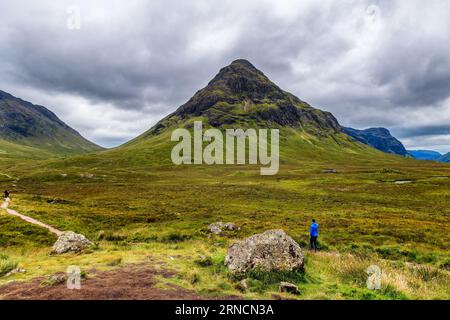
[0,0,449,151]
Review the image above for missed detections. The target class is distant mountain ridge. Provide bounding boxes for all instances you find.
[0,90,103,156]
[437,152,450,163]
[407,150,442,161]
[342,127,408,156]
[406,150,450,162]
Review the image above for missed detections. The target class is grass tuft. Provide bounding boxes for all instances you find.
[0,254,18,277]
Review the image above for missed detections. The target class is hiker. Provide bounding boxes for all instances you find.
[310,219,319,251]
[3,190,9,200]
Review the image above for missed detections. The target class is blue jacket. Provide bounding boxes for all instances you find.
[310,222,319,237]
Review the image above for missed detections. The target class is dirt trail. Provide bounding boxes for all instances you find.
[1,197,63,236]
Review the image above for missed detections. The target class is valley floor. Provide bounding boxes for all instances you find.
[0,158,449,300]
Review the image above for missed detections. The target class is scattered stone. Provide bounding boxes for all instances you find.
[322,169,337,173]
[225,229,304,274]
[224,222,239,231]
[48,274,67,284]
[279,282,300,295]
[208,222,224,234]
[208,222,239,234]
[5,268,26,277]
[52,231,93,254]
[41,273,67,286]
[47,198,70,204]
[79,173,94,178]
[238,279,249,291]
[394,180,413,184]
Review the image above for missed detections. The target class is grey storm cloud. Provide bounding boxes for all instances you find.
[395,125,450,139]
[0,0,449,150]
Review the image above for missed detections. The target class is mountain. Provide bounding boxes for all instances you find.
[437,152,450,163]
[131,59,345,140]
[407,150,442,161]
[138,59,341,138]
[106,59,390,167]
[342,127,408,156]
[0,90,103,156]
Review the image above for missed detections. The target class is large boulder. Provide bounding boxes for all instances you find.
[52,231,93,254]
[225,229,304,274]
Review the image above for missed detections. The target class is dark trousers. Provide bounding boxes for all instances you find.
[310,236,318,250]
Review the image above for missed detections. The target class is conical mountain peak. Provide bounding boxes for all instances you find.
[208,59,277,95]
[142,59,341,136]
[210,59,263,82]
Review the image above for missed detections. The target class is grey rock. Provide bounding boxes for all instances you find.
[208,222,224,234]
[48,274,67,284]
[225,229,304,274]
[208,222,239,234]
[5,268,26,277]
[224,222,239,231]
[238,279,249,291]
[279,281,300,295]
[52,231,93,254]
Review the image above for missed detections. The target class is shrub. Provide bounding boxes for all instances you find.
[186,272,201,285]
[0,254,18,277]
[195,255,213,267]
[97,231,126,242]
[106,257,122,266]
[380,284,408,300]
[413,266,444,282]
[161,233,192,243]
[334,256,370,287]
[439,259,450,271]
[375,247,417,261]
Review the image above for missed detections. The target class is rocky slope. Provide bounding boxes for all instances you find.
[343,127,408,156]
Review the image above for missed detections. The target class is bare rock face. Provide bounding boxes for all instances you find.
[52,231,93,254]
[225,229,304,274]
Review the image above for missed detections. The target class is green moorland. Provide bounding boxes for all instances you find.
[0,126,449,300]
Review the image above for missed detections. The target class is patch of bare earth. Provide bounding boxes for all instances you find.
[0,264,235,300]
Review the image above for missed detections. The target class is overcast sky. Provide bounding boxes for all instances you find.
[0,0,449,152]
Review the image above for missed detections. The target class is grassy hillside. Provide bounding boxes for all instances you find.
[0,138,55,159]
[0,90,103,155]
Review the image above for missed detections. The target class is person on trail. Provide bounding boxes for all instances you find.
[310,219,319,251]
[4,190,9,200]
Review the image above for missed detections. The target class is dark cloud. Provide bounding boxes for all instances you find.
[0,0,449,149]
[395,125,450,139]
